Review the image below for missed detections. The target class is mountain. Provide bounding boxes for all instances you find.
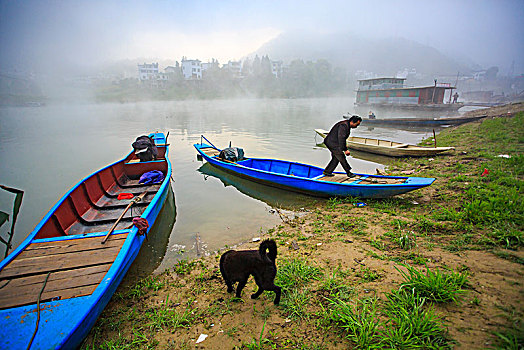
[251,31,472,80]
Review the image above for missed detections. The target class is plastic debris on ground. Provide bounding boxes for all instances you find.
[196,334,208,344]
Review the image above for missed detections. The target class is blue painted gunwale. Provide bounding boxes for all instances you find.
[194,139,434,198]
[0,133,172,350]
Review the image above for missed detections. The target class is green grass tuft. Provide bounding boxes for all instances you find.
[396,264,468,303]
[326,297,382,349]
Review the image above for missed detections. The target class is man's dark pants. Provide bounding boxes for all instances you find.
[324,149,352,175]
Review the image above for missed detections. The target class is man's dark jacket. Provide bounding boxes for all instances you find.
[324,120,351,152]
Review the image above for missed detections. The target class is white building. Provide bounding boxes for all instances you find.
[271,60,283,78]
[181,59,202,80]
[138,63,159,81]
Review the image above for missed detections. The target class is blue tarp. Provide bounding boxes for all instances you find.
[139,170,164,184]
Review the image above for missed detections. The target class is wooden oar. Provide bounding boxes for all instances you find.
[101,191,147,244]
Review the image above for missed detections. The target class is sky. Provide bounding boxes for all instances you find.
[1,0,523,74]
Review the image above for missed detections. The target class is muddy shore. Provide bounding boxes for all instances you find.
[84,103,523,350]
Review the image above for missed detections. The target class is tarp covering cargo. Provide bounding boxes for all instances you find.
[219,147,245,162]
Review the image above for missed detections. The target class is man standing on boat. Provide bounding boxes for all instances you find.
[323,115,362,178]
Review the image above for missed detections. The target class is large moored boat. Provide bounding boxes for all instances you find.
[355,77,463,113]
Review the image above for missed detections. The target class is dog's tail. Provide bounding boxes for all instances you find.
[259,239,277,262]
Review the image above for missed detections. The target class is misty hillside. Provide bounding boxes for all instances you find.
[252,32,472,80]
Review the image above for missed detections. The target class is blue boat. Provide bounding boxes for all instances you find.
[194,136,435,198]
[0,132,172,349]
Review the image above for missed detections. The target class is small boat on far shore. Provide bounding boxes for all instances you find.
[314,129,454,157]
[0,132,172,350]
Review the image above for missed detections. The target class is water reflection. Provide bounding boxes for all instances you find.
[123,185,176,285]
[197,162,318,210]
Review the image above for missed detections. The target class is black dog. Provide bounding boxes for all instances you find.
[219,239,281,304]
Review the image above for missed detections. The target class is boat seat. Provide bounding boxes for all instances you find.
[392,143,409,148]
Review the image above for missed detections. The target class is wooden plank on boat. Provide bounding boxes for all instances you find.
[1,264,108,289]
[0,284,101,310]
[201,147,221,157]
[318,174,361,183]
[0,234,127,279]
[0,247,120,279]
[19,235,127,259]
[0,264,110,309]
[359,177,406,185]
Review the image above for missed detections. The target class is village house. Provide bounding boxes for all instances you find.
[137,63,159,81]
[181,58,202,80]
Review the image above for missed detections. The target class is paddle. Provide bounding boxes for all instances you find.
[101,191,148,244]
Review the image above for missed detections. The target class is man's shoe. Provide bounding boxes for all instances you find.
[347,172,357,178]
[322,172,335,177]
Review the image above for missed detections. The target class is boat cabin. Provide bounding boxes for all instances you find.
[356,77,456,106]
[357,77,406,90]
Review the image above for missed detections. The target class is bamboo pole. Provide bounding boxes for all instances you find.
[101,191,147,244]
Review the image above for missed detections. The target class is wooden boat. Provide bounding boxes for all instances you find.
[0,132,172,349]
[314,129,454,157]
[360,114,488,127]
[194,136,435,199]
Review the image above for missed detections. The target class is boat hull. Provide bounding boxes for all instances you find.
[355,102,463,112]
[360,115,487,126]
[0,133,172,349]
[194,141,434,199]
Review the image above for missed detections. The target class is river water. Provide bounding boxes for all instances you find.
[0,97,445,275]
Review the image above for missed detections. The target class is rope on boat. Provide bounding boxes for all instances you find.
[26,272,51,350]
[101,191,147,244]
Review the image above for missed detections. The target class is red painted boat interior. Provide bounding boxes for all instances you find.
[35,146,168,239]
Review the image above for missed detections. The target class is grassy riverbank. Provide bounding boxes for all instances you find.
[83,104,523,349]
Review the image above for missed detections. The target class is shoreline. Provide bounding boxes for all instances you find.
[84,103,523,349]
